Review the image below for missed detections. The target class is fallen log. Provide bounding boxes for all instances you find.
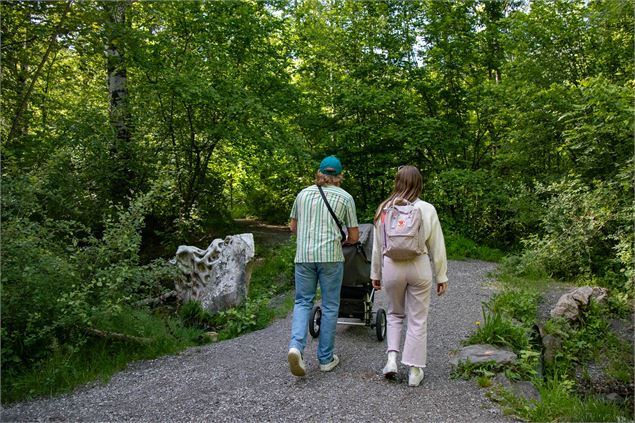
[85,328,153,344]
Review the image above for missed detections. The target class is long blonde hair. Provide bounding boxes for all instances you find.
[374,165,422,223]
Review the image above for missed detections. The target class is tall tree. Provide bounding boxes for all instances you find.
[102,0,136,205]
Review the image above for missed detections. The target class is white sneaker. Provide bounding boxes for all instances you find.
[382,351,398,378]
[319,354,340,372]
[288,347,306,377]
[408,366,424,387]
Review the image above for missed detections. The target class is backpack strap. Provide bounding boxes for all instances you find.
[317,185,347,241]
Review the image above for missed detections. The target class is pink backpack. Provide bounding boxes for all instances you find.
[381,199,424,260]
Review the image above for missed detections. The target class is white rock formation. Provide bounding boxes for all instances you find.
[174,233,255,313]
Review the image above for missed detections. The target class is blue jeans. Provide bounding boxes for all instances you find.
[289,262,344,365]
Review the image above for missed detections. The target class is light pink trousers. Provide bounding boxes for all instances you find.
[382,255,432,368]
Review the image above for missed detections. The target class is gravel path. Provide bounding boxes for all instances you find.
[2,260,516,423]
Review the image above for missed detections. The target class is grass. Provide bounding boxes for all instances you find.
[496,373,632,422]
[465,268,634,422]
[445,232,505,262]
[465,306,530,353]
[2,308,205,404]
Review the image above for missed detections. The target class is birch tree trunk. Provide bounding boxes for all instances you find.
[104,0,135,204]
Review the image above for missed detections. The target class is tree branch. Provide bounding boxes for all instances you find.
[6,0,72,144]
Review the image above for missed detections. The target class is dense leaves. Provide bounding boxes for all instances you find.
[1,0,633,399]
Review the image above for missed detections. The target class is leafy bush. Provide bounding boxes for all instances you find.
[1,179,174,382]
[497,370,631,422]
[2,307,204,404]
[425,168,539,249]
[513,177,633,289]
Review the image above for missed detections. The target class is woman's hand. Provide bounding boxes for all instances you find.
[436,282,447,296]
[371,279,381,290]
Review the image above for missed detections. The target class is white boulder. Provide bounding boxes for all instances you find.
[174,233,255,313]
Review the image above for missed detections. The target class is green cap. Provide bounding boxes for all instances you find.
[319,156,342,176]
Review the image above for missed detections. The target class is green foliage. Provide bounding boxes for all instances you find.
[178,301,217,331]
[2,307,205,404]
[465,306,530,353]
[512,177,633,288]
[452,359,501,381]
[1,181,175,386]
[543,301,612,376]
[444,232,505,262]
[426,169,539,249]
[497,371,631,422]
[490,289,540,325]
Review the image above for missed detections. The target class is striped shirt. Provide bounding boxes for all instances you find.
[290,185,358,263]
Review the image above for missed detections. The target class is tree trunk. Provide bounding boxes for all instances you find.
[104,0,135,204]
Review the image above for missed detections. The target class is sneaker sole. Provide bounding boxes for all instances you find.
[288,352,306,377]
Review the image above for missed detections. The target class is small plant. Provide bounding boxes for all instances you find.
[490,289,540,325]
[452,360,501,380]
[178,301,217,330]
[477,374,494,388]
[465,305,530,353]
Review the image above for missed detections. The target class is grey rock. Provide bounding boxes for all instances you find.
[510,381,541,403]
[550,286,608,321]
[449,344,517,367]
[493,373,512,388]
[542,334,562,365]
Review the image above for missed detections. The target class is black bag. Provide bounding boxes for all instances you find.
[342,223,374,287]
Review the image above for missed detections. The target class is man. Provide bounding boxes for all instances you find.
[287,155,359,377]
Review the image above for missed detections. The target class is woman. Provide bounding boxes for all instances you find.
[370,165,448,387]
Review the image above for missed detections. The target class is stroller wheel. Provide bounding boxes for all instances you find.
[375,308,387,341]
[309,304,322,338]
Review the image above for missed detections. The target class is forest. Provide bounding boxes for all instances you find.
[2,0,633,408]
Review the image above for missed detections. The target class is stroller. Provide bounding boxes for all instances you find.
[309,223,386,341]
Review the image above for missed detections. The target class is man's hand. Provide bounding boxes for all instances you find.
[371,279,381,290]
[437,282,447,296]
[344,226,359,245]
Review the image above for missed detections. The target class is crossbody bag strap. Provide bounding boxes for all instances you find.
[317,185,347,241]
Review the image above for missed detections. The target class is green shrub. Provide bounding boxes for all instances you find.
[490,289,540,325]
[465,306,530,353]
[2,307,205,404]
[512,177,633,289]
[497,371,631,422]
[425,168,539,249]
[445,232,505,262]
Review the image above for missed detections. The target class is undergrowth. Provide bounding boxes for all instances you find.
[458,267,634,422]
[2,239,297,405]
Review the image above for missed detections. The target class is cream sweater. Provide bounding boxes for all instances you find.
[370,199,448,284]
